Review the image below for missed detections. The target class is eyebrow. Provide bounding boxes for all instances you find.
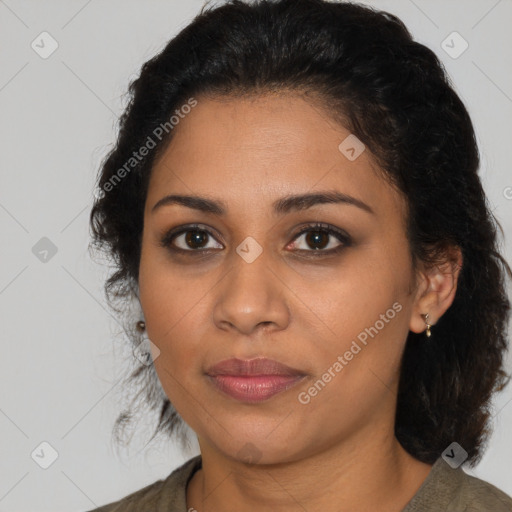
[151,190,375,216]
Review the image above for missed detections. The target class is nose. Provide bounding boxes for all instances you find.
[212,248,290,336]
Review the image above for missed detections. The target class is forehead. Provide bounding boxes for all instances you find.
[147,93,406,223]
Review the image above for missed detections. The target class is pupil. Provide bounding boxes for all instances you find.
[186,230,207,248]
[306,230,328,250]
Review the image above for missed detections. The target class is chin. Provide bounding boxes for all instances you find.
[205,425,308,466]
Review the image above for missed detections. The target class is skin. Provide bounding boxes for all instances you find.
[138,92,462,512]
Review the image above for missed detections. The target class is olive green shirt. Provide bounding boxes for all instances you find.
[88,455,512,511]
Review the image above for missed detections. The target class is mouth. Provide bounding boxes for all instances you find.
[205,357,308,403]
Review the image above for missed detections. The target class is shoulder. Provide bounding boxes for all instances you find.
[403,456,512,512]
[455,469,512,512]
[84,455,202,512]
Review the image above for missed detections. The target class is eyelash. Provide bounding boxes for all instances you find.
[159,222,351,258]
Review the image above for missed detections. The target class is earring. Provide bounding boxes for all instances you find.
[421,313,432,338]
[136,320,146,332]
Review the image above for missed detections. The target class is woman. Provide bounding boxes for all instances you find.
[88,0,512,510]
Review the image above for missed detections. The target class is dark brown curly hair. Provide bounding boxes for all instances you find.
[89,0,512,466]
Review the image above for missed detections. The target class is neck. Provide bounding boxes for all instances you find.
[186,423,433,512]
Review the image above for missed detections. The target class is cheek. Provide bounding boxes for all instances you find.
[299,246,409,338]
[140,267,209,419]
[294,248,412,405]
[138,250,216,388]
[140,279,206,368]
[139,244,202,339]
[294,283,408,433]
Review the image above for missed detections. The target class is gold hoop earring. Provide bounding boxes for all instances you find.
[421,313,432,338]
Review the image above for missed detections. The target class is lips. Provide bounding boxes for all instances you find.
[206,357,306,377]
[205,358,307,402]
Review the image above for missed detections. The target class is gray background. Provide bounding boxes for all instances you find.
[0,0,511,510]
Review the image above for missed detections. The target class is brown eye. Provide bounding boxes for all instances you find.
[290,223,351,254]
[160,224,223,252]
[304,230,330,250]
[184,229,209,249]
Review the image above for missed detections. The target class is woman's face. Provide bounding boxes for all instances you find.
[138,92,421,464]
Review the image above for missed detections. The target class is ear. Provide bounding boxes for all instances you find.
[409,245,463,335]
